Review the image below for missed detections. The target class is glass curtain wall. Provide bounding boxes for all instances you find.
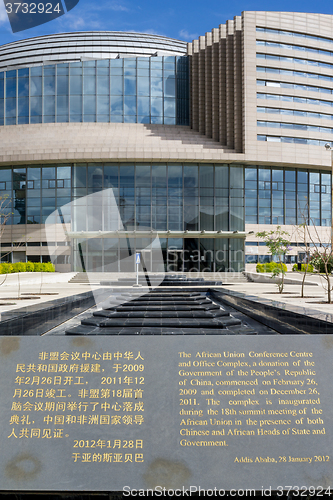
[71,163,244,232]
[1,162,331,270]
[245,166,331,226]
[0,56,189,126]
[71,162,244,272]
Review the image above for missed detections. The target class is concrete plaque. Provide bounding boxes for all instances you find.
[0,335,332,492]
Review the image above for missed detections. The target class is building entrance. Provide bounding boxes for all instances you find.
[73,236,244,273]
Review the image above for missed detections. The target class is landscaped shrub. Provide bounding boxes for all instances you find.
[0,263,13,274]
[12,262,27,273]
[292,263,314,272]
[26,261,35,272]
[42,262,55,272]
[256,262,287,273]
[0,262,56,273]
[310,251,333,274]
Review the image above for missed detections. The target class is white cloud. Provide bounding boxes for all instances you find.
[54,13,86,31]
[53,0,130,31]
[68,16,86,30]
[54,9,105,32]
[141,28,166,37]
[109,4,129,12]
[179,29,199,41]
[88,1,131,13]
[0,2,9,25]
[89,20,104,29]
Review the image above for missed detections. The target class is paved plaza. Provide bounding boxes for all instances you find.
[0,272,332,320]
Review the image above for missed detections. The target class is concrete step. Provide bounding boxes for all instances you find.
[217,272,250,284]
[69,272,249,285]
[68,273,110,284]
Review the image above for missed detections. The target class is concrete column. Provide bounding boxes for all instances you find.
[226,20,234,149]
[211,27,220,143]
[204,31,213,138]
[219,24,227,145]
[233,16,243,153]
[191,39,199,131]
[198,35,206,135]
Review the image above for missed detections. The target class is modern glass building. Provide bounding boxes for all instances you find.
[1,13,333,272]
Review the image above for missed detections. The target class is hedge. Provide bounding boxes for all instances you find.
[0,262,55,274]
[256,262,288,273]
[292,263,314,273]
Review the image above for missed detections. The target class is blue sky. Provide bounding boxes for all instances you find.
[1,0,333,46]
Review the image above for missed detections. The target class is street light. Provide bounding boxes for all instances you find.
[324,143,333,251]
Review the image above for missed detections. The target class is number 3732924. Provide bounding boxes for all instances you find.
[5,3,62,14]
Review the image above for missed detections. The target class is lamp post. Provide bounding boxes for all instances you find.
[324,143,333,252]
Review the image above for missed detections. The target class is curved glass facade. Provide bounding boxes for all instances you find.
[0,163,244,229]
[2,163,330,230]
[0,56,189,126]
[0,162,244,272]
[245,166,331,226]
[1,162,331,270]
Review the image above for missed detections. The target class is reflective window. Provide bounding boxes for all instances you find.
[70,75,82,95]
[57,75,69,95]
[44,76,55,96]
[164,77,176,97]
[83,75,96,95]
[0,57,189,126]
[70,95,82,118]
[97,76,109,95]
[151,77,163,96]
[256,27,333,46]
[138,77,149,96]
[258,135,333,147]
[258,120,333,134]
[56,94,68,115]
[18,78,29,97]
[97,95,109,115]
[257,66,333,85]
[245,166,331,225]
[18,97,29,118]
[0,75,4,99]
[6,78,16,98]
[138,97,149,115]
[111,76,123,95]
[30,77,42,96]
[124,96,136,116]
[151,97,163,116]
[124,77,136,96]
[83,95,96,116]
[6,98,16,118]
[111,96,123,115]
[44,65,56,76]
[44,95,55,120]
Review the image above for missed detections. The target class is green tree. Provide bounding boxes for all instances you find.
[308,248,333,303]
[256,226,291,293]
[297,207,333,304]
[295,223,312,298]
